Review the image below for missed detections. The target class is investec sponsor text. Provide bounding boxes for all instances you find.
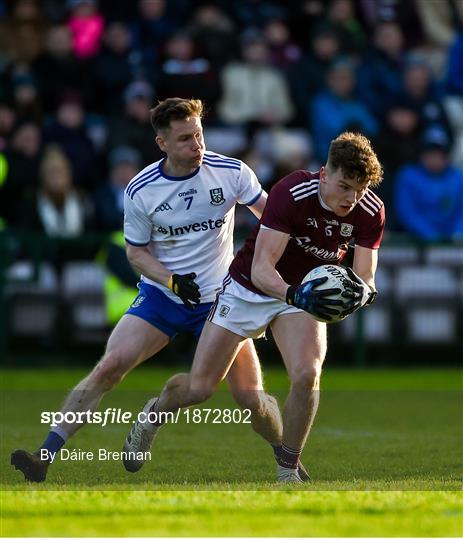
[158,215,228,236]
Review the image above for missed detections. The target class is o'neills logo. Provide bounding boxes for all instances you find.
[293,236,342,260]
[178,189,197,197]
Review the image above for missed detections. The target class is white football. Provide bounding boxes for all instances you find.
[302,264,353,323]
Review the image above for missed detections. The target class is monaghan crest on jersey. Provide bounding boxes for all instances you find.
[209,187,225,205]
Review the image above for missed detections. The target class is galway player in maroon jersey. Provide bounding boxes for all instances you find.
[129,132,385,482]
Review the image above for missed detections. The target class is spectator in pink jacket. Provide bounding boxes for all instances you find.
[67,0,104,60]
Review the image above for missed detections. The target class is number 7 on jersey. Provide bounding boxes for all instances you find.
[184,196,193,210]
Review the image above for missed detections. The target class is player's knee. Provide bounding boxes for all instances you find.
[232,389,262,413]
[290,363,322,391]
[188,379,216,404]
[164,372,189,392]
[91,350,128,391]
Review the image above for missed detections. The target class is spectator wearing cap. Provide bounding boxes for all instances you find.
[66,0,104,60]
[106,81,162,167]
[394,125,463,242]
[93,146,141,231]
[310,57,378,162]
[91,21,147,114]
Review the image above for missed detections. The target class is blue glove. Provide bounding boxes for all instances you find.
[286,277,345,321]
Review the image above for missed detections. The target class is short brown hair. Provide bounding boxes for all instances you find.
[150,98,204,134]
[327,132,383,187]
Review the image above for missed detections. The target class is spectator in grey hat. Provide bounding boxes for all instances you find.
[93,146,142,232]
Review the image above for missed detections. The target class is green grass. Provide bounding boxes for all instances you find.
[1,367,462,536]
[2,490,462,537]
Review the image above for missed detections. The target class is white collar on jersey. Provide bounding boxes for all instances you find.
[317,186,334,212]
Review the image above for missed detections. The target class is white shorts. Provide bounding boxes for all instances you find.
[207,275,304,339]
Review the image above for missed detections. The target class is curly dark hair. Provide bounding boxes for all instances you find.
[327,132,383,187]
[150,98,204,134]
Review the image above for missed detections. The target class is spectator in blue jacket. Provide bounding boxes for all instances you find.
[394,125,463,242]
[310,57,378,162]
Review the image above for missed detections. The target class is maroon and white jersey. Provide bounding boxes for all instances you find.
[229,170,385,295]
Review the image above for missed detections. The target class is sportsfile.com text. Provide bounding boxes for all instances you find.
[40,408,252,427]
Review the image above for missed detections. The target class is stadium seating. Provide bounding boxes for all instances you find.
[61,261,107,344]
[339,305,392,343]
[6,261,59,338]
[378,245,420,268]
[4,245,463,354]
[424,246,463,267]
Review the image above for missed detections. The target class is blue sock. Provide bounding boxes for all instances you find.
[39,431,66,456]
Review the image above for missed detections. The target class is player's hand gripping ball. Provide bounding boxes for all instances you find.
[286,265,371,323]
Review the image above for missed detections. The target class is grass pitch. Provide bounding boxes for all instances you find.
[1,367,462,536]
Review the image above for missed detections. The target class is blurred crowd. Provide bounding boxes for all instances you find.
[0,0,462,243]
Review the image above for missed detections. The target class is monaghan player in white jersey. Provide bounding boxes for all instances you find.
[11,98,298,483]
